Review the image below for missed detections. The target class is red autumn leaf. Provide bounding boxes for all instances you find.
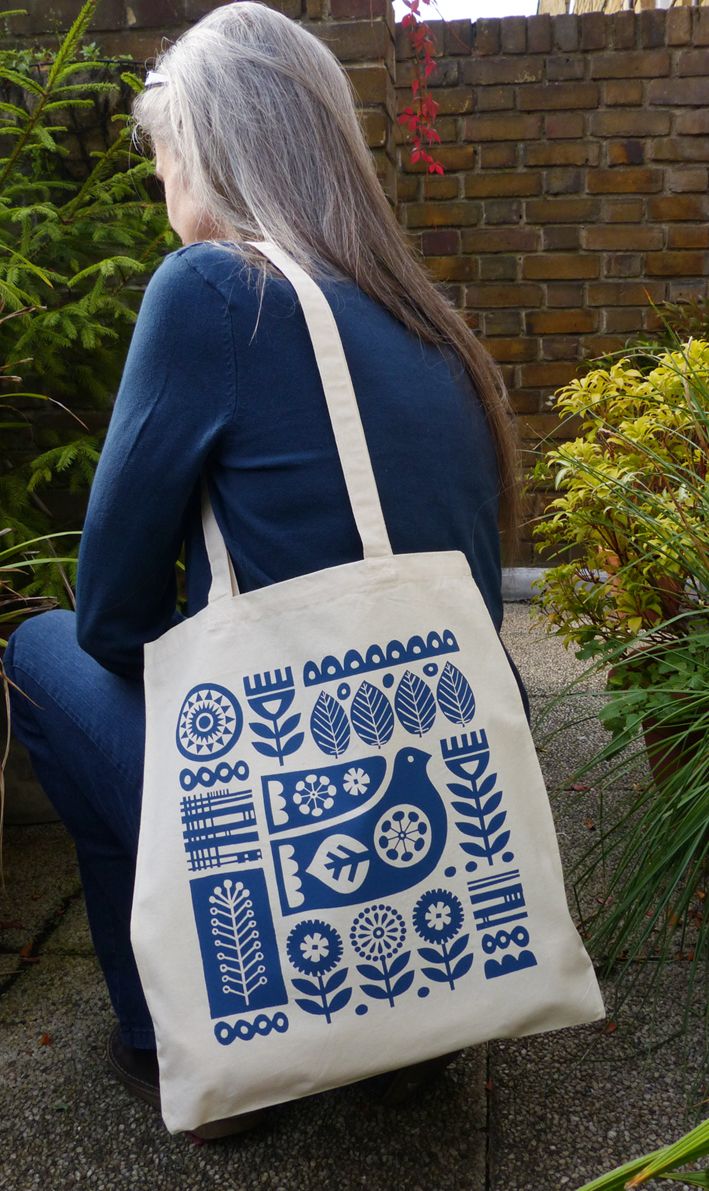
[39,1032,52,1046]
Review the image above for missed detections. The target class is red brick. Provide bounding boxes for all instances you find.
[517,82,599,111]
[546,55,585,83]
[519,366,581,390]
[553,15,579,53]
[426,256,479,282]
[676,110,709,136]
[667,6,692,46]
[464,283,544,308]
[579,12,607,51]
[607,142,645,168]
[423,87,475,115]
[525,142,598,167]
[541,336,583,361]
[445,19,473,56]
[463,172,541,198]
[489,338,537,362]
[484,199,524,225]
[317,20,390,62]
[652,138,709,164]
[479,255,518,281]
[587,282,666,306]
[545,168,583,195]
[526,197,600,223]
[472,18,501,56]
[589,110,670,137]
[476,86,515,112]
[347,65,389,105]
[544,113,585,139]
[527,14,552,55]
[420,230,460,255]
[608,11,635,51]
[581,225,663,251]
[587,167,663,195]
[667,224,709,249]
[479,144,518,168]
[676,49,709,77]
[648,78,709,106]
[546,284,585,307]
[542,226,581,251]
[604,308,649,333]
[523,254,600,280]
[648,195,709,221]
[645,252,705,278]
[483,311,523,336]
[362,109,387,147]
[638,9,667,50]
[400,145,476,173]
[602,80,644,107]
[500,16,526,55]
[690,8,709,45]
[525,309,597,334]
[462,113,542,142]
[422,175,459,200]
[667,167,705,195]
[590,50,670,79]
[462,227,540,253]
[602,199,645,223]
[405,203,481,227]
[462,56,543,86]
[605,254,643,279]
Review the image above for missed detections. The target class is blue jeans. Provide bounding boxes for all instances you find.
[3,608,156,1048]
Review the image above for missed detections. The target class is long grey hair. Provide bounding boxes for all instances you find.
[130,0,523,554]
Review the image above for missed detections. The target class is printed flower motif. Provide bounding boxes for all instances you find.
[342,766,370,797]
[413,888,464,945]
[293,772,337,817]
[376,806,429,864]
[350,903,406,962]
[287,919,343,977]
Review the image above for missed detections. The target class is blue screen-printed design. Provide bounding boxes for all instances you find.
[350,903,414,1007]
[412,888,474,989]
[243,667,304,766]
[190,870,287,1019]
[181,788,261,872]
[286,919,352,1023]
[303,629,460,687]
[271,746,447,915]
[176,684,243,760]
[262,755,387,833]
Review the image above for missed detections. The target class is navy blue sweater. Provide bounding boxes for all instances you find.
[75,241,530,725]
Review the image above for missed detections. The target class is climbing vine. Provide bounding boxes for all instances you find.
[397,0,445,175]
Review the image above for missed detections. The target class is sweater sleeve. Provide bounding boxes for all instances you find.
[75,249,237,679]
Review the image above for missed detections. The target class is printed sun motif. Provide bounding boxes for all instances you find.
[374,804,430,867]
[286,919,343,976]
[342,767,370,797]
[412,888,465,945]
[293,772,337,817]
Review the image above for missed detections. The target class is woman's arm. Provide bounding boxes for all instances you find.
[75,248,237,680]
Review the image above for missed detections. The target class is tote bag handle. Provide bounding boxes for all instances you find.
[201,238,394,603]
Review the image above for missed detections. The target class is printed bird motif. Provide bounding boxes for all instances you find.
[269,746,448,915]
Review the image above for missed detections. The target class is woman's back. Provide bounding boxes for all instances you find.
[75,240,529,719]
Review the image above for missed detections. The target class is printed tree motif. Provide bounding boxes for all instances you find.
[310,691,350,757]
[244,667,304,766]
[286,919,351,1024]
[350,903,414,1007]
[209,878,267,1008]
[395,670,437,736]
[412,888,473,990]
[436,662,476,726]
[351,680,394,748]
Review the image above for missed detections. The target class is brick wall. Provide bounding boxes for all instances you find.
[4,2,709,565]
[395,5,709,562]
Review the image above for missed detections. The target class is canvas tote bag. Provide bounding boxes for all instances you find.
[131,238,606,1134]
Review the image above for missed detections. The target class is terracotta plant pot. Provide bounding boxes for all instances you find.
[641,709,705,790]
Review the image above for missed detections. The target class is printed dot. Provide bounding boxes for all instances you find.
[423,662,438,676]
[465,860,478,872]
[417,987,430,999]
[337,683,350,699]
[382,673,394,687]
[444,866,456,878]
[355,1004,368,1016]
[502,851,515,862]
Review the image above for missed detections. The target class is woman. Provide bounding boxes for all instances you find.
[3,0,530,1139]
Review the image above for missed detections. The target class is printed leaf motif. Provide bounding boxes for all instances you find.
[391,970,414,998]
[481,790,503,817]
[279,713,301,737]
[394,670,437,736]
[436,661,475,725]
[489,829,511,856]
[323,968,348,994]
[387,950,411,979]
[328,988,352,1014]
[451,953,474,981]
[295,997,329,1016]
[361,982,390,1000]
[357,962,387,982]
[422,967,451,983]
[485,811,506,837]
[249,721,276,740]
[418,946,444,964]
[252,741,279,759]
[351,681,394,748]
[281,732,304,756]
[448,934,469,962]
[291,977,320,996]
[311,692,350,757]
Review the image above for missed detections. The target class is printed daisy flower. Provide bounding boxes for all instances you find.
[342,766,370,797]
[350,903,406,962]
[412,888,464,945]
[286,919,343,976]
[293,772,336,817]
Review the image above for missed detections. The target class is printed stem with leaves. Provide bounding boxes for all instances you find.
[356,950,414,1008]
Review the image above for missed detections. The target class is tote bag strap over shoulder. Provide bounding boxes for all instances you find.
[201,238,394,604]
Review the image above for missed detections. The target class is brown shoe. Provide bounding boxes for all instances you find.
[106,1025,269,1140]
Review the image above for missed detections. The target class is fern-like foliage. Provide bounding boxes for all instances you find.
[0,0,180,609]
